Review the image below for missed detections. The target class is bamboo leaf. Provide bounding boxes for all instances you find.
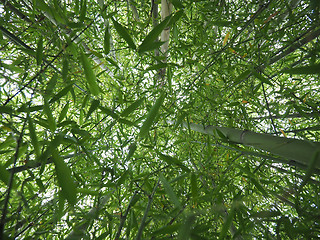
[62,57,69,82]
[158,152,190,172]
[27,114,40,157]
[121,97,145,117]
[43,98,56,132]
[0,163,10,186]
[86,99,100,120]
[52,150,77,206]
[98,105,119,119]
[160,173,182,209]
[126,142,137,161]
[219,203,235,239]
[112,18,136,50]
[50,84,73,103]
[58,102,69,122]
[79,0,87,22]
[252,71,273,86]
[46,73,58,96]
[104,24,110,55]
[190,172,198,203]
[36,36,43,65]
[138,92,165,139]
[79,52,100,96]
[282,63,320,74]
[138,16,171,53]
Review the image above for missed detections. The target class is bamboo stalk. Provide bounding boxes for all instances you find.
[181,122,320,168]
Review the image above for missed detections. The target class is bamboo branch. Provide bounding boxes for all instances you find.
[114,191,139,240]
[134,178,160,240]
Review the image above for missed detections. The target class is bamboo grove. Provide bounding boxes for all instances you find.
[0,0,320,239]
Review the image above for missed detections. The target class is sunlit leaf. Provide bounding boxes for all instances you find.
[52,150,77,206]
[79,52,100,96]
[121,97,145,117]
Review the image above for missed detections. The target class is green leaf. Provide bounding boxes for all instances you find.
[169,0,184,9]
[121,97,145,117]
[112,18,136,50]
[0,163,11,186]
[105,57,120,69]
[62,57,69,82]
[126,142,137,161]
[146,63,168,71]
[46,73,58,96]
[27,114,40,157]
[138,16,171,53]
[86,99,100,120]
[158,152,190,172]
[49,84,73,103]
[79,52,100,96]
[138,92,165,139]
[79,0,87,22]
[43,98,56,132]
[52,150,77,206]
[98,105,119,119]
[0,106,14,114]
[36,36,43,65]
[219,203,235,239]
[160,173,182,209]
[234,70,251,85]
[282,63,320,74]
[58,102,69,122]
[152,224,181,236]
[104,24,111,55]
[252,71,273,86]
[190,172,198,203]
[251,210,281,218]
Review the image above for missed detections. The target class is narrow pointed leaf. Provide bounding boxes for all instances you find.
[104,25,111,55]
[160,173,182,209]
[58,102,69,122]
[112,18,136,49]
[44,99,56,132]
[0,163,11,186]
[282,63,320,74]
[27,114,40,157]
[36,36,43,65]
[79,52,100,96]
[86,99,100,120]
[190,172,198,203]
[158,152,190,172]
[50,84,73,103]
[121,97,145,117]
[98,105,119,119]
[52,150,77,206]
[138,16,171,53]
[138,92,165,139]
[252,71,273,86]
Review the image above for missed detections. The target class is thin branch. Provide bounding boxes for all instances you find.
[0,119,27,237]
[114,190,139,240]
[134,178,160,240]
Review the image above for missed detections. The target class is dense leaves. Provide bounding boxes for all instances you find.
[1,0,320,239]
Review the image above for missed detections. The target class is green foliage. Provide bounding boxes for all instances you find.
[1,0,320,239]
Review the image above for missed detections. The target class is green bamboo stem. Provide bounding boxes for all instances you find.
[183,122,320,168]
